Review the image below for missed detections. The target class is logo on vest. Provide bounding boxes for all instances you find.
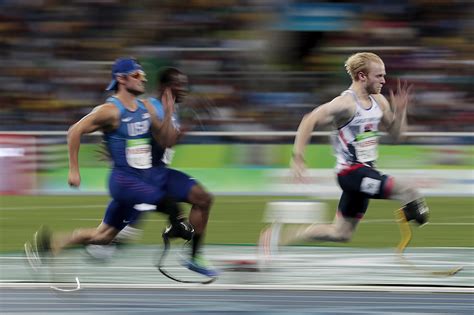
[127,120,150,136]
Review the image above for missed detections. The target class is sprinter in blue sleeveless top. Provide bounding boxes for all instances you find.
[25,58,194,270]
[86,67,218,277]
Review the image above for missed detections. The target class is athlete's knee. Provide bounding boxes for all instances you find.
[331,214,358,242]
[189,185,213,211]
[202,191,213,211]
[390,179,422,204]
[404,185,422,201]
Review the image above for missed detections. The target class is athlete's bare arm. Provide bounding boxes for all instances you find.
[67,103,120,187]
[374,79,412,141]
[142,88,180,148]
[291,94,354,177]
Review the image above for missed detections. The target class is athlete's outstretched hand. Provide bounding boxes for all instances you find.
[290,154,307,182]
[68,169,81,187]
[389,79,413,114]
[162,87,176,116]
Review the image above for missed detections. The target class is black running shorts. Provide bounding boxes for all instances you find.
[336,164,393,219]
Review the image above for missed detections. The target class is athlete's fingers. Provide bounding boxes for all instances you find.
[292,171,304,184]
[165,88,171,103]
[404,81,410,98]
[168,88,175,103]
[163,88,175,112]
[404,83,411,102]
[291,164,309,184]
[68,171,81,187]
[164,88,171,105]
[68,179,80,188]
[397,78,401,93]
[407,85,414,105]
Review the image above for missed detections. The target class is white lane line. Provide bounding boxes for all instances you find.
[360,220,474,225]
[0,282,473,293]
[1,205,104,210]
[0,198,278,210]
[1,291,472,302]
[1,214,472,225]
[1,300,473,306]
[2,204,473,225]
[0,217,226,223]
[427,223,474,225]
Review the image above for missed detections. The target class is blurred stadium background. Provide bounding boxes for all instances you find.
[0,2,473,314]
[0,0,472,258]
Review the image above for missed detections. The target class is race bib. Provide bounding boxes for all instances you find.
[161,148,175,165]
[354,131,378,163]
[126,138,152,169]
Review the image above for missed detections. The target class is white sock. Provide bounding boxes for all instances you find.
[85,226,143,260]
[85,244,117,260]
[115,225,143,243]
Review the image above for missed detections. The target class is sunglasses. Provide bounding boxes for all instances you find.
[129,70,147,81]
[118,70,147,81]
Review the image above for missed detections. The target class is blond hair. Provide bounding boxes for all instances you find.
[344,52,383,81]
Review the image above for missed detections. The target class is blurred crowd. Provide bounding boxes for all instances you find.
[0,0,472,134]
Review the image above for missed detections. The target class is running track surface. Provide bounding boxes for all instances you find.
[1,288,473,314]
[1,246,473,314]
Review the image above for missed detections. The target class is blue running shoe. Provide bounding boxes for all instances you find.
[183,254,219,277]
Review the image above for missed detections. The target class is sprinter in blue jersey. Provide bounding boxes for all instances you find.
[86,67,217,277]
[25,58,193,267]
[147,67,216,276]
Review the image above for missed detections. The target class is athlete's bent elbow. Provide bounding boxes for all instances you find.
[67,123,83,143]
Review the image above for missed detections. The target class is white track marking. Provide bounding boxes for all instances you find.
[1,205,104,210]
[50,277,81,292]
[1,282,473,293]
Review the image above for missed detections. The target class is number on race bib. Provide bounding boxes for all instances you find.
[126,139,152,169]
[354,131,378,163]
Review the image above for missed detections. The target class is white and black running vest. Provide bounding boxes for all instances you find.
[331,90,383,172]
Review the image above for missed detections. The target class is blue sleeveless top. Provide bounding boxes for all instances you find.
[148,97,180,166]
[103,96,153,170]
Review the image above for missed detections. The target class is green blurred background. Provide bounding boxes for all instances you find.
[1,195,473,253]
